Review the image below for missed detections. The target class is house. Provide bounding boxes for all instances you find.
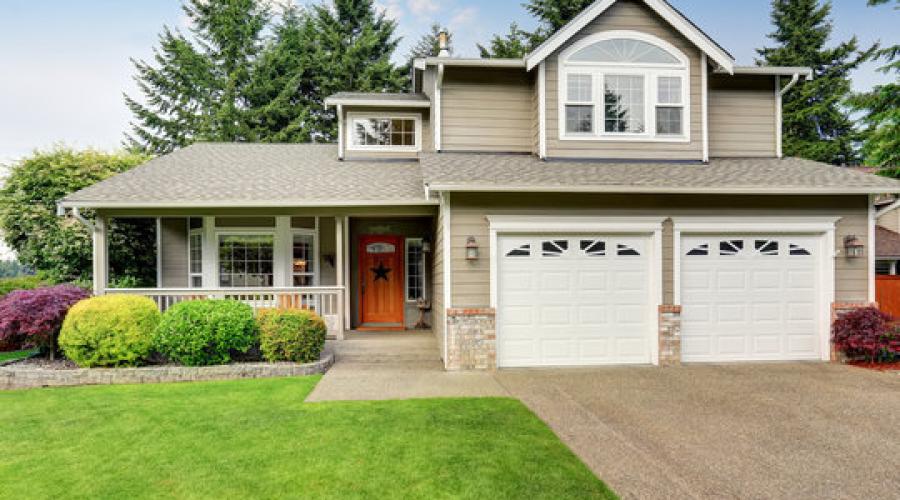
[875,197,900,275]
[59,0,900,370]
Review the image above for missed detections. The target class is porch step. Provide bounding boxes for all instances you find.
[329,331,440,364]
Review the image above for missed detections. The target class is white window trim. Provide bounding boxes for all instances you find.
[214,229,278,288]
[558,30,691,143]
[672,216,839,362]
[346,112,422,153]
[405,237,427,303]
[487,215,665,366]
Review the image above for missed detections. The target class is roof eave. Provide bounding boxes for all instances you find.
[58,199,440,209]
[323,98,432,108]
[524,0,735,73]
[425,184,900,195]
[720,66,814,79]
[413,57,527,69]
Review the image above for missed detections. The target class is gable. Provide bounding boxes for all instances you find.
[526,0,733,72]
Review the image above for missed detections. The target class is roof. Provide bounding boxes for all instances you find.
[420,154,900,195]
[323,92,431,108]
[877,226,900,258]
[60,144,431,209]
[413,58,526,70]
[525,0,735,72]
[723,66,814,79]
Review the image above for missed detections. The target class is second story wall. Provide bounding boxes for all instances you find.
[441,67,533,153]
[708,74,778,158]
[544,0,704,160]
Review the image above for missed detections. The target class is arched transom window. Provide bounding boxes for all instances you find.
[559,31,690,141]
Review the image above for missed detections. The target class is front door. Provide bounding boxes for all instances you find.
[359,235,405,327]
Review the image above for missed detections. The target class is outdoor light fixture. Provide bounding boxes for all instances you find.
[844,235,865,258]
[465,236,479,261]
[422,237,432,254]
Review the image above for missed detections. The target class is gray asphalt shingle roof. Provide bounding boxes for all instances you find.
[420,154,900,195]
[61,143,429,207]
[324,92,430,106]
[61,144,900,209]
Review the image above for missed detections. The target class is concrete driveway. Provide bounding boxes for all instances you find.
[494,363,900,500]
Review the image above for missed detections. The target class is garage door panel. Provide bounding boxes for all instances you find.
[681,235,821,362]
[498,234,653,367]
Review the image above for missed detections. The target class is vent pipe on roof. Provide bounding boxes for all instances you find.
[438,31,450,58]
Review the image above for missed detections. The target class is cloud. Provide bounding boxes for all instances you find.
[408,0,440,17]
[449,6,478,28]
[376,0,405,21]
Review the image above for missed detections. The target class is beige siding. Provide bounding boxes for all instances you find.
[545,0,704,160]
[877,207,900,233]
[433,201,446,357]
[341,105,431,159]
[160,218,188,288]
[709,75,778,157]
[448,193,870,307]
[441,67,533,153]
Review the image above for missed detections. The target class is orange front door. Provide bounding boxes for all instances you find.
[359,235,405,326]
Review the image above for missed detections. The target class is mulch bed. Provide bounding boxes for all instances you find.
[847,360,900,372]
[10,357,79,370]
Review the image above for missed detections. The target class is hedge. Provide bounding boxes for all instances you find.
[257,309,327,363]
[0,284,90,356]
[58,295,160,367]
[153,300,257,366]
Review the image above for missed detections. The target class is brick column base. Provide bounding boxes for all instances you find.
[659,305,682,366]
[446,308,496,371]
[830,302,878,362]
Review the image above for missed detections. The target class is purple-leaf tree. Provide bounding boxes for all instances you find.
[0,285,90,359]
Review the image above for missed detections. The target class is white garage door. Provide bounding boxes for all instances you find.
[498,235,653,367]
[681,235,822,362]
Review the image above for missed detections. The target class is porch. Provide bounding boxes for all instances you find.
[87,210,438,340]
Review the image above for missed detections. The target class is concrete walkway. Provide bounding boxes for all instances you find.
[495,363,900,500]
[305,332,507,402]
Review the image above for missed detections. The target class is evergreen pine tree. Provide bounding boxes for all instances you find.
[851,0,899,168]
[757,0,875,164]
[307,0,407,141]
[479,0,593,58]
[125,0,270,153]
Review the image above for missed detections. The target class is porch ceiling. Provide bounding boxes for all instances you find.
[60,143,432,209]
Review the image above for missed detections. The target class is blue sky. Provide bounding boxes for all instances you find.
[0,0,896,165]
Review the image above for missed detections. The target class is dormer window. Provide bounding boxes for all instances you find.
[347,113,422,152]
[559,31,690,142]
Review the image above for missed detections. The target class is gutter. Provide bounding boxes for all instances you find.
[58,204,95,232]
[425,184,900,196]
[780,73,801,96]
[877,198,900,218]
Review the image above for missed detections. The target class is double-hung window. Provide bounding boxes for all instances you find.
[560,32,690,141]
[188,218,203,288]
[218,234,275,288]
[292,232,316,287]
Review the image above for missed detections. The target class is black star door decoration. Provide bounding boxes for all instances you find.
[371,262,392,282]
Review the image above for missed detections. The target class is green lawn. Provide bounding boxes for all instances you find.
[0,349,37,363]
[0,377,615,499]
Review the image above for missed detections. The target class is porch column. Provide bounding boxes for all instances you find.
[274,216,291,287]
[201,216,217,288]
[335,216,345,339]
[92,215,108,295]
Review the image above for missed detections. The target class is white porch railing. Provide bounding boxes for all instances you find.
[105,287,345,339]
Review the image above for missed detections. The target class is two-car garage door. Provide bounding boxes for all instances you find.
[496,231,824,367]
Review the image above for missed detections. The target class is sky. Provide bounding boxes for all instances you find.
[0,0,896,167]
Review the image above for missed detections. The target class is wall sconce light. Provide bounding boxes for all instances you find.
[324,254,336,268]
[844,235,865,258]
[422,237,432,254]
[465,236,479,261]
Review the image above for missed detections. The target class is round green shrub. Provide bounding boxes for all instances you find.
[154,300,257,366]
[58,295,160,367]
[257,309,327,363]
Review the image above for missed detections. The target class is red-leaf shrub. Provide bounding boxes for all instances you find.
[0,284,90,356]
[832,307,900,362]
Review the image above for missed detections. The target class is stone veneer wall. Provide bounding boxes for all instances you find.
[446,308,496,371]
[658,305,682,366]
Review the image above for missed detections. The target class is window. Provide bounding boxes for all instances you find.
[505,244,531,257]
[406,239,425,302]
[604,75,645,133]
[189,230,203,288]
[565,74,594,134]
[292,232,315,287]
[542,240,569,257]
[218,234,274,287]
[348,114,420,151]
[560,32,689,141]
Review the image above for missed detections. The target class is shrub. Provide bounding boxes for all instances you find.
[58,295,160,367]
[832,307,900,362]
[154,300,257,366]
[0,275,47,299]
[257,309,327,363]
[0,284,90,357]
